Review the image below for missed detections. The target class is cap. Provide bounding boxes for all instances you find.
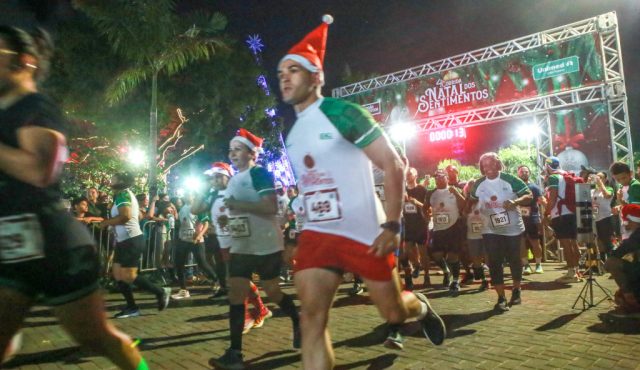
[279,15,333,72]
[580,165,597,175]
[545,156,560,169]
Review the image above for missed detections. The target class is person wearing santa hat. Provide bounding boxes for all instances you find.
[209,130,300,369]
[604,204,640,318]
[279,15,446,369]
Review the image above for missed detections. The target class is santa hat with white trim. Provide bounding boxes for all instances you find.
[204,161,234,177]
[231,128,264,154]
[279,14,333,72]
[621,204,640,223]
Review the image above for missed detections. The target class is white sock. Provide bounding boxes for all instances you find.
[417,300,429,320]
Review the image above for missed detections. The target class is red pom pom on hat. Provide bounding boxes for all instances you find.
[280,14,333,72]
[231,128,264,153]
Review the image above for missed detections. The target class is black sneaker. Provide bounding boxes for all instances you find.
[383,327,404,350]
[157,287,171,311]
[412,267,421,279]
[494,296,509,312]
[414,292,446,345]
[293,324,301,349]
[509,288,522,306]
[479,280,489,291]
[442,272,450,289]
[114,307,141,319]
[449,281,460,297]
[209,348,244,370]
[348,283,364,296]
[404,276,414,291]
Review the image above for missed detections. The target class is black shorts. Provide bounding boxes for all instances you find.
[551,214,577,239]
[403,223,427,244]
[430,226,461,255]
[229,251,283,280]
[523,217,541,238]
[205,235,221,254]
[114,235,144,268]
[595,216,614,246]
[0,211,99,306]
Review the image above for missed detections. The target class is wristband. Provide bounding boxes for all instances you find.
[380,221,401,234]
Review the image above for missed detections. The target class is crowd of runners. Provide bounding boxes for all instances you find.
[1,16,639,370]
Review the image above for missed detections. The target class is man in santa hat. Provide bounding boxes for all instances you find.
[278,15,446,369]
[208,131,300,369]
[604,204,640,318]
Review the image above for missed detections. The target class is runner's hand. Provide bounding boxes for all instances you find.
[368,229,399,257]
[224,196,237,210]
[503,199,517,210]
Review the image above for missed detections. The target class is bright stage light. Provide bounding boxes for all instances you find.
[389,122,417,142]
[127,147,146,167]
[516,123,540,142]
[183,176,204,193]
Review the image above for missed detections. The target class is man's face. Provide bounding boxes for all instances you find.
[278,59,318,106]
[287,187,297,198]
[211,173,229,190]
[228,140,254,170]
[435,174,448,189]
[518,167,530,182]
[613,171,632,186]
[406,168,417,183]
[87,188,98,202]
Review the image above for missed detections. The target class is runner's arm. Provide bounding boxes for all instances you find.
[0,126,66,188]
[100,205,132,227]
[544,188,558,218]
[225,193,278,215]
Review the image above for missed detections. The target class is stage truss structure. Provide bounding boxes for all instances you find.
[332,12,632,170]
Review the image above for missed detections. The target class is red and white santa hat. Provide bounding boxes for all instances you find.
[279,15,333,72]
[204,161,234,177]
[621,204,640,223]
[231,128,264,154]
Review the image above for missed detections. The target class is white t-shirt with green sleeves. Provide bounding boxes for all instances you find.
[470,172,530,236]
[111,189,142,242]
[285,97,387,246]
[225,166,283,255]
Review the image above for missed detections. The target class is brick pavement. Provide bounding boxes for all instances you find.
[4,263,640,370]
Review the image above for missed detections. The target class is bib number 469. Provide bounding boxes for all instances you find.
[304,189,341,222]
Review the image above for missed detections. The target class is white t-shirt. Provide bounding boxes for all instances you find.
[470,173,529,236]
[467,204,486,240]
[208,189,231,249]
[428,188,460,232]
[591,187,613,222]
[285,97,387,246]
[111,189,142,242]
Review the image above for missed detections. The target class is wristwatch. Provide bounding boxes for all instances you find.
[380,221,401,234]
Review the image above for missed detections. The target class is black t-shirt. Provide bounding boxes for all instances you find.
[404,185,427,228]
[0,93,66,216]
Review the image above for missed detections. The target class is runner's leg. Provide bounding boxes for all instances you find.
[0,288,32,363]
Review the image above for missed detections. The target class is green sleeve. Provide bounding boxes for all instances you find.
[198,212,210,223]
[320,98,383,148]
[546,174,560,190]
[470,177,485,200]
[250,166,276,196]
[627,181,640,204]
[501,172,530,196]
[114,191,131,208]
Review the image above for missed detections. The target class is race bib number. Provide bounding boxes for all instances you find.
[228,217,250,238]
[520,207,531,217]
[295,215,305,232]
[288,229,297,240]
[471,222,483,234]
[375,185,385,201]
[593,206,599,215]
[0,214,45,264]
[490,212,511,227]
[179,229,195,241]
[404,203,418,214]
[304,189,341,222]
[435,213,450,225]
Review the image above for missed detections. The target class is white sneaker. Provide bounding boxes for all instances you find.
[534,264,544,274]
[171,289,190,300]
[523,265,532,275]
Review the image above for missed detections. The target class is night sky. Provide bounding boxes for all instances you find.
[2,0,639,167]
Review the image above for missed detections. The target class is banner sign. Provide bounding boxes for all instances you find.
[344,34,604,125]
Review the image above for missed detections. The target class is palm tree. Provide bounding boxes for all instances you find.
[72,0,229,192]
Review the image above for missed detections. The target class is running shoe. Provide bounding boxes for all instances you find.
[242,315,255,334]
[171,289,190,300]
[209,348,245,370]
[114,307,141,319]
[412,267,421,279]
[534,264,544,274]
[606,307,640,319]
[509,288,522,306]
[449,281,460,297]
[494,296,509,312]
[414,292,446,345]
[523,264,532,275]
[158,287,171,311]
[252,309,273,328]
[348,283,364,296]
[383,327,404,350]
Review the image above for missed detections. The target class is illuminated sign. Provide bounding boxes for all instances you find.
[428,127,467,142]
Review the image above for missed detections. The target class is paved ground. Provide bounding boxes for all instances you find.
[4,263,640,370]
